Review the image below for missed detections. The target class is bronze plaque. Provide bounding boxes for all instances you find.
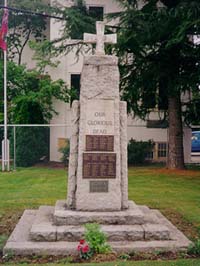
[90,181,109,193]
[83,153,116,179]
[86,135,114,152]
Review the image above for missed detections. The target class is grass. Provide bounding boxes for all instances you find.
[0,165,200,265]
[0,167,67,236]
[0,167,66,215]
[1,259,200,266]
[128,167,200,234]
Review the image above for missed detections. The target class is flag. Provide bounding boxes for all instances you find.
[0,8,9,51]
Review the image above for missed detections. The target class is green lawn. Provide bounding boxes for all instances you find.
[128,167,200,234]
[1,259,200,266]
[0,167,67,237]
[0,167,66,213]
[0,166,200,265]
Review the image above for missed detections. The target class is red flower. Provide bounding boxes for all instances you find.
[82,244,89,253]
[79,239,85,245]
[77,244,82,251]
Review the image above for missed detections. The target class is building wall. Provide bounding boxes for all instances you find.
[29,0,191,163]
[20,17,50,68]
[183,127,192,163]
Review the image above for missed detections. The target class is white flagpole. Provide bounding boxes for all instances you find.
[2,0,9,171]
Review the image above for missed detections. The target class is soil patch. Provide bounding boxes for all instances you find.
[0,211,22,236]
[0,251,199,264]
[162,209,199,239]
[34,161,66,169]
[151,168,200,178]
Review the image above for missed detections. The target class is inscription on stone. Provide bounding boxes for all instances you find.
[86,135,114,152]
[86,100,114,135]
[90,181,109,193]
[83,153,116,179]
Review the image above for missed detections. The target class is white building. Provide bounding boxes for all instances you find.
[23,0,192,163]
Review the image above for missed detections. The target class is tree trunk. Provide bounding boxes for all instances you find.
[167,95,185,169]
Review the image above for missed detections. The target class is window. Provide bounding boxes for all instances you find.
[158,142,168,158]
[144,142,168,161]
[88,6,104,21]
[145,151,154,160]
[71,74,81,103]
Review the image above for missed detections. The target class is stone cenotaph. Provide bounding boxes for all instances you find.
[67,21,128,212]
[4,22,191,255]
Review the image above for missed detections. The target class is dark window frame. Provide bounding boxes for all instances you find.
[158,142,168,158]
[70,73,81,103]
[88,5,104,21]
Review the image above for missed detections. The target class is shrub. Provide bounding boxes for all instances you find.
[84,223,111,254]
[10,127,49,167]
[59,142,70,166]
[128,139,154,165]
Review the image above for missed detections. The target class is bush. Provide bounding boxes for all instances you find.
[11,127,49,167]
[84,223,111,254]
[59,142,70,166]
[128,139,154,165]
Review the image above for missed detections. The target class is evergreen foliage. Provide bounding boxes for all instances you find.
[113,0,200,168]
[114,0,200,118]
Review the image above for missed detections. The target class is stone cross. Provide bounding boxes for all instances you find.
[84,21,117,55]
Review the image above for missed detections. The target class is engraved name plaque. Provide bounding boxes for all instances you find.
[86,135,114,152]
[90,181,109,193]
[83,153,116,179]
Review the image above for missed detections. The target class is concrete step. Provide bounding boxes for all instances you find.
[53,200,145,226]
[4,209,191,256]
[30,206,171,242]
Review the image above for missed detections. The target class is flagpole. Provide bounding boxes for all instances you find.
[2,0,9,171]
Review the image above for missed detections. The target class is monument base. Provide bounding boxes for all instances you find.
[54,200,145,226]
[4,201,191,256]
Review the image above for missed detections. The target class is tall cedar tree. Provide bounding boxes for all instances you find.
[115,0,200,169]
